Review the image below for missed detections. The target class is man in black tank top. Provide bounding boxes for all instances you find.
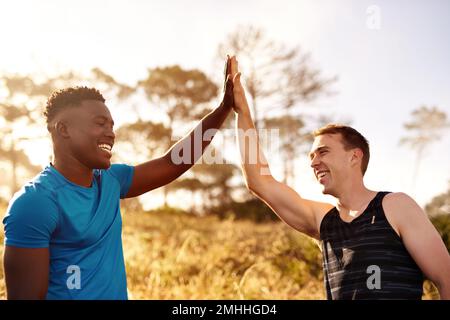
[227,56,450,299]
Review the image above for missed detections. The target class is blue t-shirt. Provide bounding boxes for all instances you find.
[3,164,134,300]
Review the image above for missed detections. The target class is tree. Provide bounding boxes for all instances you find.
[0,75,54,197]
[139,65,219,125]
[190,161,241,209]
[400,106,450,189]
[114,120,172,163]
[217,25,336,129]
[425,184,450,252]
[0,68,135,200]
[137,65,220,205]
[217,25,336,185]
[165,177,204,213]
[425,182,450,218]
[263,115,313,185]
[166,147,243,214]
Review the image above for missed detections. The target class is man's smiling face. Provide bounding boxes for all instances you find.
[63,100,115,169]
[309,133,355,196]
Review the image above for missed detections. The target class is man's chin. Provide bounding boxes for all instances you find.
[321,185,339,198]
[320,185,331,195]
[95,160,111,170]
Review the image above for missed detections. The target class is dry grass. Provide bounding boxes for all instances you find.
[0,205,440,299]
[122,209,324,299]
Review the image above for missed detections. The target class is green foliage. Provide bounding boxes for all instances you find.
[425,186,450,252]
[139,65,219,121]
[145,205,191,217]
[271,231,322,286]
[211,198,280,223]
[430,214,450,252]
[425,187,450,217]
[114,120,172,164]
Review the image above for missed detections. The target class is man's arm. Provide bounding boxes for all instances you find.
[383,192,450,299]
[3,246,49,299]
[125,57,234,198]
[231,57,333,239]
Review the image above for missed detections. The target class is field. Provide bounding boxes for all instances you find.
[0,205,440,300]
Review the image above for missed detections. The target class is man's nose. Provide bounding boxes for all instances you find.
[105,127,115,140]
[310,155,320,168]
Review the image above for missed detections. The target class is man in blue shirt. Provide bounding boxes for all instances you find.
[2,57,235,299]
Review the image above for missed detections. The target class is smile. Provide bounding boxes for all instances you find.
[316,170,329,179]
[98,143,112,156]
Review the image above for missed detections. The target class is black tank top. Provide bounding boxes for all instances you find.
[319,191,424,299]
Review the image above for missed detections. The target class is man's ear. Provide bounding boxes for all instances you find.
[55,121,70,139]
[350,148,363,167]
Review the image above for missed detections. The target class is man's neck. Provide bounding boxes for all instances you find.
[52,157,94,188]
[336,184,377,216]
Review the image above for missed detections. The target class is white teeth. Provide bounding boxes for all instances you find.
[317,171,328,179]
[98,144,112,152]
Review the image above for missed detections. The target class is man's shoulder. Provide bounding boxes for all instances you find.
[9,184,57,210]
[383,192,417,208]
[381,192,422,228]
[5,182,59,227]
[102,163,134,183]
[9,167,59,208]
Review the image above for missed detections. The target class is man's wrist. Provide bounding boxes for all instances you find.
[236,107,251,117]
[219,98,234,110]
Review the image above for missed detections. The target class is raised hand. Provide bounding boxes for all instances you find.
[221,55,234,109]
[228,56,249,115]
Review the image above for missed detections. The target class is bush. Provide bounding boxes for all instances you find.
[145,205,192,217]
[430,214,450,252]
[210,199,280,223]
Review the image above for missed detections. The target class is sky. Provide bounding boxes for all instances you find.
[0,0,449,208]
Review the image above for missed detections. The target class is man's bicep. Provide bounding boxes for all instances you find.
[392,194,450,287]
[402,219,450,289]
[253,179,333,238]
[125,157,173,197]
[3,246,50,299]
[108,164,135,198]
[3,192,58,248]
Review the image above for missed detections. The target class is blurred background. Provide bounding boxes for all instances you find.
[0,0,449,299]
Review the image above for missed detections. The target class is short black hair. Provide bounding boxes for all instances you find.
[44,86,105,126]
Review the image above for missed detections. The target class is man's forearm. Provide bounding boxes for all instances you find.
[166,101,232,171]
[235,109,272,190]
